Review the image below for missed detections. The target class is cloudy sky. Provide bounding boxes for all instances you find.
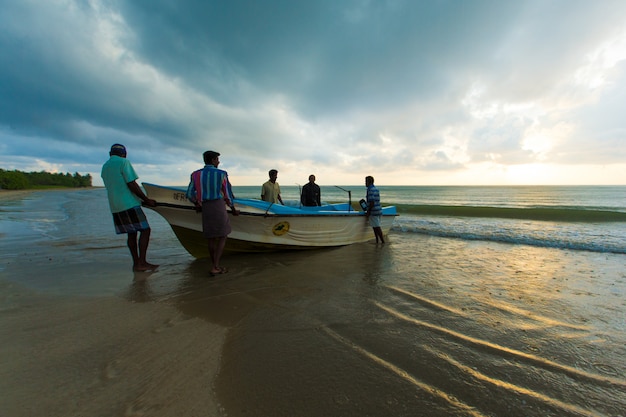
[1,0,625,186]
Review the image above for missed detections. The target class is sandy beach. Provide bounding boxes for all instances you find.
[0,279,226,417]
[0,187,94,202]
[0,189,34,200]
[1,188,228,417]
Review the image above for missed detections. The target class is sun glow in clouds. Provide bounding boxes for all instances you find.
[574,29,626,90]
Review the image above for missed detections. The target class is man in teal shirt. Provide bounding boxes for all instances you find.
[101,144,158,271]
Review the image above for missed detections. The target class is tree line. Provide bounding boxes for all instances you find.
[0,168,92,190]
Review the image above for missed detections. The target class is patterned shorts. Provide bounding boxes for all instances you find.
[112,206,150,234]
[368,215,382,228]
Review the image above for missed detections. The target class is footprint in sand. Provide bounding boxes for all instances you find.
[152,315,191,333]
[124,401,149,417]
[103,359,121,380]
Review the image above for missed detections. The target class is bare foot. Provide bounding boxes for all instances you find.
[133,263,159,272]
[209,267,228,276]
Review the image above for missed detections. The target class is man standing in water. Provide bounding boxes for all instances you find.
[101,144,159,271]
[187,150,239,276]
[261,169,284,205]
[365,175,385,243]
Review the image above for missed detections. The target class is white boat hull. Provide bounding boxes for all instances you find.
[143,183,397,257]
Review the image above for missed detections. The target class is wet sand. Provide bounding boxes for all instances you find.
[0,279,226,417]
[1,187,228,415]
[1,188,625,416]
[207,239,626,417]
[0,189,34,201]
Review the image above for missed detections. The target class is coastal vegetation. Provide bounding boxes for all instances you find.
[0,168,92,190]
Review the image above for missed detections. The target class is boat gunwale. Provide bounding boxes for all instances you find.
[151,201,398,218]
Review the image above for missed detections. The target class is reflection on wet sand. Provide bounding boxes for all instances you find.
[161,237,626,417]
[126,271,158,302]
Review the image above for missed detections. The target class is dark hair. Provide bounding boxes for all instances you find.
[269,169,278,176]
[110,143,126,157]
[366,176,374,184]
[203,150,220,164]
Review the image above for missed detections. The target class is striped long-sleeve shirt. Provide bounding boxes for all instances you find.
[186,165,234,205]
[366,184,382,216]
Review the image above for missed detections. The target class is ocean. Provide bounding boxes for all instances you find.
[1,185,625,416]
[242,184,626,254]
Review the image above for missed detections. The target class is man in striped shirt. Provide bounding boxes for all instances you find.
[365,175,385,244]
[187,150,239,276]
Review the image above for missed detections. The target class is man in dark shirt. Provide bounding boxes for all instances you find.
[301,174,321,206]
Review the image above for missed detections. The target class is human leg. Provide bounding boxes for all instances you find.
[369,215,385,243]
[116,207,157,271]
[138,227,150,265]
[374,226,385,244]
[127,232,140,267]
[202,200,231,275]
[131,228,158,271]
[207,236,227,275]
[213,236,227,270]
[208,237,217,266]
[139,228,159,269]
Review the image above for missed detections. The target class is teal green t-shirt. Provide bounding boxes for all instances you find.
[101,155,141,213]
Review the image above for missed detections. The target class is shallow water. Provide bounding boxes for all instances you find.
[1,189,625,416]
[197,236,626,417]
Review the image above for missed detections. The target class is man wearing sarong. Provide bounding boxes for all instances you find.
[101,144,159,271]
[187,150,239,276]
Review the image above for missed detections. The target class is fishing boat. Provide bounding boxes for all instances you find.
[142,182,398,257]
